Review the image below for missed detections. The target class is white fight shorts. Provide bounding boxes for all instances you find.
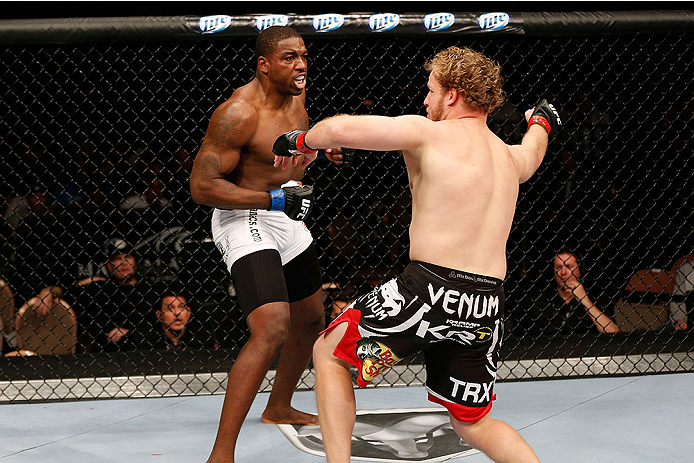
[211,208,314,273]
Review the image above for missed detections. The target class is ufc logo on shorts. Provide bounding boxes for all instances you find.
[449,377,494,404]
[297,199,311,220]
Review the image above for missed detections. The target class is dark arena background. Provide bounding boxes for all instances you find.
[0,10,693,403]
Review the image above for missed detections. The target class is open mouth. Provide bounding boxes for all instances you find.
[294,74,306,89]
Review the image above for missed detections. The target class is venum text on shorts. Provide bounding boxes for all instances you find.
[428,283,499,319]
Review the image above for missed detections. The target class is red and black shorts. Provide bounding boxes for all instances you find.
[322,261,505,422]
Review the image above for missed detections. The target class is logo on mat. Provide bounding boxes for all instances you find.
[423,13,455,32]
[356,338,401,384]
[312,14,345,33]
[255,14,290,32]
[277,408,480,462]
[368,13,400,32]
[477,12,510,31]
[198,15,232,34]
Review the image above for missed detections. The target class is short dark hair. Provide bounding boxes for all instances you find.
[155,281,188,304]
[325,284,358,306]
[555,247,581,266]
[255,26,302,59]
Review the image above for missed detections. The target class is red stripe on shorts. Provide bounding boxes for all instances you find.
[427,392,496,422]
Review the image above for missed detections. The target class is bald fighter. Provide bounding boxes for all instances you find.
[274,46,560,462]
[190,26,347,463]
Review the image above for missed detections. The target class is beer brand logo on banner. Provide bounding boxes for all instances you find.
[368,13,400,33]
[312,14,345,33]
[198,15,232,34]
[255,14,290,32]
[423,13,456,32]
[477,12,510,31]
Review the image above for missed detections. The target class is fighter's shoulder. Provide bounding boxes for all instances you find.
[394,114,431,126]
[203,93,259,148]
[213,91,259,126]
[390,114,434,138]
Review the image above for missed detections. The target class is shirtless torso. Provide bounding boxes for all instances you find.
[191,76,310,210]
[275,52,554,462]
[192,30,329,463]
[403,117,521,279]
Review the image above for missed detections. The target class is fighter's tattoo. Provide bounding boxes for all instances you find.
[191,149,222,181]
[214,110,247,142]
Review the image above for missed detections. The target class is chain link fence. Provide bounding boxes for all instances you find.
[1,12,693,402]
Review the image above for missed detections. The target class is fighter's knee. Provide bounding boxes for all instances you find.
[250,322,290,353]
[450,414,489,447]
[313,321,348,361]
[312,333,336,364]
[312,333,327,357]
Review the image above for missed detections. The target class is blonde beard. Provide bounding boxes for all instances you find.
[428,101,444,121]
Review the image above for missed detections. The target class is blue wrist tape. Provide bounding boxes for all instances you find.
[269,189,285,211]
[317,149,328,160]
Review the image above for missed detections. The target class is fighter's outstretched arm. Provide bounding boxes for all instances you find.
[509,99,561,183]
[272,114,427,169]
[306,114,426,152]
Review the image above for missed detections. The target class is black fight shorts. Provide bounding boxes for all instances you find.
[231,243,322,316]
[322,261,505,422]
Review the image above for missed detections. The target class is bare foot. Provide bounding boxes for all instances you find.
[261,407,319,425]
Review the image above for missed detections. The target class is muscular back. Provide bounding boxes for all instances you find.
[404,118,520,279]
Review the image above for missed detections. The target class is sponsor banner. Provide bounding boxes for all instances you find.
[187,13,523,37]
[277,407,480,462]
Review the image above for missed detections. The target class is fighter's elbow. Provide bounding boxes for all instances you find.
[189,180,207,205]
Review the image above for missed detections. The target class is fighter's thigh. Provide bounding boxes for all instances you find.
[283,243,323,305]
[231,249,289,316]
[288,288,325,328]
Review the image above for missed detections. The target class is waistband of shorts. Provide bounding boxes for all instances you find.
[411,261,503,287]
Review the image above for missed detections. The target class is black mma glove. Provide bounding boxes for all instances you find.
[274,130,355,167]
[273,130,315,157]
[268,184,315,221]
[317,148,356,167]
[528,99,562,139]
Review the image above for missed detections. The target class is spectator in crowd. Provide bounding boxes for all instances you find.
[323,283,358,323]
[172,147,197,207]
[134,287,215,350]
[68,250,153,352]
[668,256,693,331]
[14,285,77,355]
[530,248,619,334]
[11,182,74,302]
[0,278,16,354]
[326,189,410,284]
[118,160,171,211]
[2,184,36,232]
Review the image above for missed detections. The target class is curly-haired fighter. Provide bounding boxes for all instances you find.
[275,46,560,462]
[190,26,347,463]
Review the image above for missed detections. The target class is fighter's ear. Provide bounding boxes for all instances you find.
[258,56,269,74]
[447,88,458,106]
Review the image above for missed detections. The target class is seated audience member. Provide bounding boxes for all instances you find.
[69,251,153,352]
[323,283,358,323]
[118,160,171,211]
[134,287,214,350]
[530,248,619,334]
[14,285,77,355]
[0,278,16,354]
[669,258,693,331]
